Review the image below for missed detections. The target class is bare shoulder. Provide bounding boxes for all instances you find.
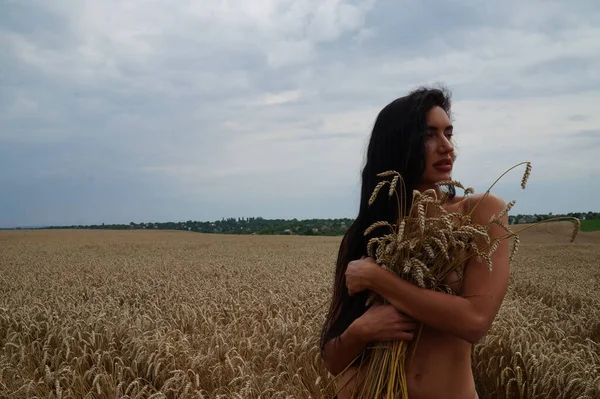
[467,193,507,224]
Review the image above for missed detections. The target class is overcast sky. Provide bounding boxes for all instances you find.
[1,0,599,227]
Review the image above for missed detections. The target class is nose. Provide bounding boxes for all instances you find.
[440,135,454,154]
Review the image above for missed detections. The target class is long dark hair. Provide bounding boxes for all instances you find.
[320,87,454,354]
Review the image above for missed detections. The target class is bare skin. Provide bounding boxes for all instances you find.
[322,106,510,399]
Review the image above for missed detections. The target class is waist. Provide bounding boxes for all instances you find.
[405,327,476,399]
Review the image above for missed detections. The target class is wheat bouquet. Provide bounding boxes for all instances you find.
[341,162,579,398]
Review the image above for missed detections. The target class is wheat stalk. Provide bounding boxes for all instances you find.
[364,221,394,237]
[368,182,387,206]
[389,176,400,197]
[0,166,594,399]
[571,219,580,243]
[468,162,531,217]
[521,162,532,189]
[377,171,401,178]
[352,161,586,398]
[435,180,464,190]
[509,235,520,264]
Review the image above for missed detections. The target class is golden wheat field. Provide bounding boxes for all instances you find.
[0,225,599,398]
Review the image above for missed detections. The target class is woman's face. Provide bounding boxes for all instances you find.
[421,106,455,186]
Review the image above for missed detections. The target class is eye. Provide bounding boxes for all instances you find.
[445,132,454,139]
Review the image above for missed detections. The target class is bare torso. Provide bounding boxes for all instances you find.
[407,195,478,398]
[337,327,477,399]
[336,195,479,399]
[405,326,478,398]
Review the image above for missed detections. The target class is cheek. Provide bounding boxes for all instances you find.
[421,145,434,181]
[424,142,435,164]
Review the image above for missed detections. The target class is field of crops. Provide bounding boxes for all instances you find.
[1,226,599,398]
[581,219,600,232]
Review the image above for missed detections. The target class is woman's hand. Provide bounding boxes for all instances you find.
[353,302,417,342]
[345,257,380,296]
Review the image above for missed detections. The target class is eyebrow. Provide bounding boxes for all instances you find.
[426,124,454,132]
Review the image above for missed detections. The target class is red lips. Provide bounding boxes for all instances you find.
[433,158,453,167]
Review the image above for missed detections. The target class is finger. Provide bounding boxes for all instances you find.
[397,322,418,331]
[394,311,416,322]
[397,315,417,323]
[387,309,413,320]
[395,332,414,341]
[382,331,414,341]
[381,304,399,312]
[391,320,418,330]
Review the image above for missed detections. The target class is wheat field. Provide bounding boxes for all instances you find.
[1,226,599,398]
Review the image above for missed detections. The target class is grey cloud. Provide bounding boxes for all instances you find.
[569,114,589,122]
[352,0,489,57]
[1,0,599,227]
[270,132,365,141]
[524,56,596,76]
[346,0,592,58]
[1,2,76,51]
[574,129,600,137]
[326,1,600,102]
[572,129,600,147]
[0,173,177,227]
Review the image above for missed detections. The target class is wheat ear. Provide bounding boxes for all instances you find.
[571,218,580,243]
[521,162,532,189]
[509,235,520,264]
[369,181,386,206]
[364,221,394,236]
[377,170,400,178]
[389,175,399,197]
[367,237,381,258]
[436,180,465,190]
[468,161,532,217]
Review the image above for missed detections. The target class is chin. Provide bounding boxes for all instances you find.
[422,171,453,187]
[433,173,452,182]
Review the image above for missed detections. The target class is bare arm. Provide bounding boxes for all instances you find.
[346,194,510,344]
[322,321,368,376]
[322,304,417,375]
[368,270,487,343]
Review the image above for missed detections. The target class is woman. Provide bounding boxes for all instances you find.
[320,87,510,399]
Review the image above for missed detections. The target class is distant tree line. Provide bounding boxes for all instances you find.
[34,212,600,235]
[42,217,355,236]
[508,211,599,225]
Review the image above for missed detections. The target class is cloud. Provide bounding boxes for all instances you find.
[573,129,600,139]
[1,0,599,226]
[252,90,304,106]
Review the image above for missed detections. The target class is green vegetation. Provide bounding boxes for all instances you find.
[508,211,600,225]
[21,213,600,236]
[43,217,355,236]
[581,219,600,232]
